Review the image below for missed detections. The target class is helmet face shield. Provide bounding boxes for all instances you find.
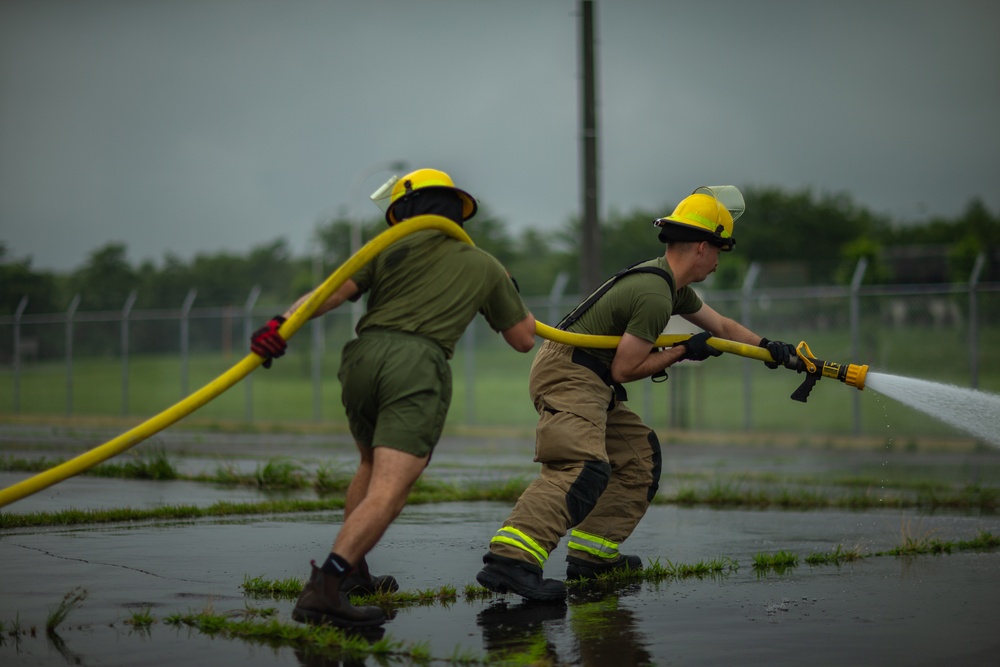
[369,175,399,213]
[694,185,745,223]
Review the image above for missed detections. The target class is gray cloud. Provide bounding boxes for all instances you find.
[1,0,997,271]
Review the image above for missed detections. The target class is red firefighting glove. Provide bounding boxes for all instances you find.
[251,315,287,368]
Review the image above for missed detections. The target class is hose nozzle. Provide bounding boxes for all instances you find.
[789,341,868,402]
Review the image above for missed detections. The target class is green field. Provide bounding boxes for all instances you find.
[1,324,998,447]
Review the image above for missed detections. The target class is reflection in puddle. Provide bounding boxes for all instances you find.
[478,599,566,663]
[476,580,656,666]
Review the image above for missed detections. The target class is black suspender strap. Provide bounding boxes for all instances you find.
[558,260,676,404]
[556,260,676,331]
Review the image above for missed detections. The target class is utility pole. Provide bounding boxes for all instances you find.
[579,0,601,293]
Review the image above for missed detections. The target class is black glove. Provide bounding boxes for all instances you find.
[681,331,722,362]
[251,315,287,368]
[759,338,796,369]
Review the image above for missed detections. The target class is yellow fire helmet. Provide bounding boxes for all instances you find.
[653,185,745,251]
[383,168,478,225]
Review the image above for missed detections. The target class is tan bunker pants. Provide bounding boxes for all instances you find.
[488,341,662,570]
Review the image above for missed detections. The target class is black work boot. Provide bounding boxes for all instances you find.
[476,553,566,602]
[566,553,643,580]
[340,557,399,595]
[292,561,386,627]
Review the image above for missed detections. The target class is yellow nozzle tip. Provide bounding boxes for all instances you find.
[845,364,868,391]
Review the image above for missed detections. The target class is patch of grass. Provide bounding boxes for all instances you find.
[463,584,494,601]
[239,574,464,611]
[564,556,738,587]
[805,543,865,565]
[354,584,459,609]
[0,456,64,473]
[125,607,155,628]
[46,587,87,634]
[702,481,758,506]
[165,608,456,663]
[407,476,530,504]
[959,529,1000,550]
[885,537,955,556]
[4,462,997,529]
[314,462,352,494]
[0,450,178,480]
[752,550,798,573]
[0,498,347,529]
[915,484,1000,511]
[255,459,309,490]
[666,556,739,578]
[662,480,998,512]
[203,458,310,490]
[242,574,304,599]
[91,448,178,480]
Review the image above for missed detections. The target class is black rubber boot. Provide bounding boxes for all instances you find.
[476,553,566,602]
[566,553,643,580]
[340,557,399,595]
[292,561,386,627]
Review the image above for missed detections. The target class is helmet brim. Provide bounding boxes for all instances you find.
[654,219,734,250]
[386,187,478,225]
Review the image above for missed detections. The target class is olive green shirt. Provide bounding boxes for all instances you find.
[567,257,703,366]
[351,229,528,358]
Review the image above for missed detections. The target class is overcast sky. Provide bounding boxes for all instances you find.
[2,0,998,272]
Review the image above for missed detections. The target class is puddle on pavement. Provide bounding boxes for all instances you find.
[3,434,1000,665]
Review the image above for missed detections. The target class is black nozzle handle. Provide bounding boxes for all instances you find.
[791,373,819,402]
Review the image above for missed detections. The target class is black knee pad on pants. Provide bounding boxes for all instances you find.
[566,460,612,526]
[647,430,662,502]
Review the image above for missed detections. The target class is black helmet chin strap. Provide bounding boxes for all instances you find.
[391,189,465,226]
[656,223,734,250]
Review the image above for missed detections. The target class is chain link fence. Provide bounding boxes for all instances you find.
[2,262,998,444]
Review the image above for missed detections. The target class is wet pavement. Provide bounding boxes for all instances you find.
[3,429,1000,666]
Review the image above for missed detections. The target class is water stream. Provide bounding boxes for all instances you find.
[865,371,1000,447]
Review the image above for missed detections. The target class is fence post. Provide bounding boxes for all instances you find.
[464,318,476,425]
[243,286,261,421]
[850,257,868,435]
[740,262,761,431]
[12,296,28,413]
[547,271,570,325]
[180,289,197,398]
[65,295,81,416]
[121,290,137,416]
[312,314,324,421]
[969,252,986,389]
[312,253,324,422]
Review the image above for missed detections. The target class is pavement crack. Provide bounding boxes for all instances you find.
[10,542,210,583]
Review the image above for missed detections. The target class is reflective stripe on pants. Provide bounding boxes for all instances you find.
[567,528,620,560]
[490,526,550,566]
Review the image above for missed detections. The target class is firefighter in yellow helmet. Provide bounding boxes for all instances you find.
[477,186,797,601]
[251,167,536,627]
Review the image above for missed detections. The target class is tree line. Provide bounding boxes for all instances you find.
[3,185,998,317]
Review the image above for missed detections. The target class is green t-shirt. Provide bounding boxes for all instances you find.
[351,229,528,358]
[566,257,703,366]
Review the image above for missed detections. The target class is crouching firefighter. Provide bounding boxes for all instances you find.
[476,185,797,601]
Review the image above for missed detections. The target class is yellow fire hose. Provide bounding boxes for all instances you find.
[0,215,866,508]
[536,323,867,402]
[0,215,468,508]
